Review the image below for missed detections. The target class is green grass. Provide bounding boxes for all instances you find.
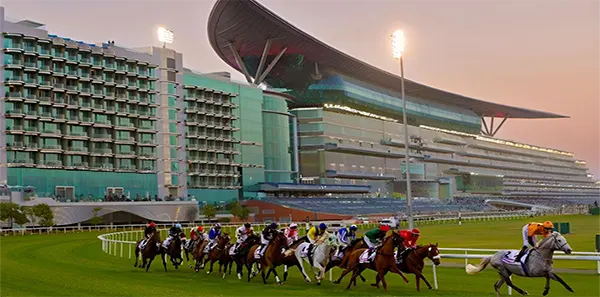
[1,215,599,297]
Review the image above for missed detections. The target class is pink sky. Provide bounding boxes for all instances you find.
[4,0,598,176]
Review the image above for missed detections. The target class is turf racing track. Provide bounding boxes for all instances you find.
[2,215,599,297]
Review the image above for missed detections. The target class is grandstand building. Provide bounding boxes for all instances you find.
[0,6,294,204]
[207,0,599,207]
[0,0,598,222]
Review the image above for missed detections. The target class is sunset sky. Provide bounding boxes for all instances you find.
[4,0,598,176]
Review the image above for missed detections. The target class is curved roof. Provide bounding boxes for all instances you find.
[208,0,567,119]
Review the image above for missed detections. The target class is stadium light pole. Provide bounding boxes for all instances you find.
[391,29,414,230]
[157,27,174,48]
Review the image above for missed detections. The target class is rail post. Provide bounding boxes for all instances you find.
[432,262,438,289]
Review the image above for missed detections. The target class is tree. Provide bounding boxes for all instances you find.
[230,202,250,221]
[0,202,29,226]
[23,207,37,226]
[89,207,103,226]
[201,204,216,221]
[186,206,199,222]
[32,204,54,227]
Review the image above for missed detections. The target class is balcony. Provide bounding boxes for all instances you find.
[24,61,36,68]
[80,87,91,94]
[92,148,113,154]
[41,160,63,167]
[91,134,113,141]
[67,147,88,153]
[139,139,156,146]
[24,126,37,133]
[41,144,62,151]
[5,109,24,117]
[117,164,136,171]
[92,163,114,170]
[53,83,65,89]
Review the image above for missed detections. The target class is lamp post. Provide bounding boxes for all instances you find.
[391,29,414,230]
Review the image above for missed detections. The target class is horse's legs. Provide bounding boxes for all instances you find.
[270,266,283,285]
[207,259,216,275]
[295,255,311,282]
[419,273,433,290]
[141,257,147,269]
[389,263,410,283]
[548,271,574,293]
[334,262,357,284]
[260,264,267,284]
[146,258,154,272]
[494,277,506,297]
[377,270,389,292]
[501,271,528,296]
[161,252,167,272]
[312,261,326,285]
[134,248,140,267]
[346,268,364,290]
[246,262,252,282]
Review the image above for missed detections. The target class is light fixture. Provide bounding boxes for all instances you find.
[157,27,174,45]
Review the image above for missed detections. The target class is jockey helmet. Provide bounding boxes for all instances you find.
[269,222,278,229]
[289,223,298,229]
[412,228,420,236]
[197,226,204,232]
[319,223,327,230]
[543,221,554,230]
[148,222,156,228]
[349,225,358,231]
[244,222,251,228]
[214,223,222,229]
[175,223,182,229]
[379,225,391,232]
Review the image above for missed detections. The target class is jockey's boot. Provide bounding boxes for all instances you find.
[516,246,528,263]
[234,243,241,253]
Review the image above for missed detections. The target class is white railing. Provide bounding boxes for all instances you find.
[1,211,535,235]
[431,247,600,295]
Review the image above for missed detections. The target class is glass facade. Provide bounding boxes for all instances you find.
[3,33,160,198]
[262,95,293,183]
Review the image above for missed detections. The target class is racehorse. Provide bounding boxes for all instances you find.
[280,236,308,282]
[184,236,203,268]
[294,233,339,285]
[203,233,231,276]
[227,233,261,280]
[191,237,209,272]
[133,231,167,272]
[371,243,441,291]
[246,232,289,285]
[325,237,368,284]
[333,231,409,291]
[165,232,184,269]
[466,232,573,297]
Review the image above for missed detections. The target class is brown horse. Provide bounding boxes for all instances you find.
[333,231,408,291]
[191,237,209,272]
[133,232,167,272]
[325,238,368,284]
[227,233,261,280]
[165,232,184,269]
[372,243,441,291]
[204,233,231,276]
[246,232,289,285]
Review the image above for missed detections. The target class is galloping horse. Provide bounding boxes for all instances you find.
[227,233,261,280]
[191,237,209,272]
[294,233,339,285]
[246,232,289,285]
[133,232,167,272]
[325,238,368,284]
[204,233,231,276]
[165,232,184,269]
[371,243,441,291]
[333,231,409,291]
[466,232,573,297]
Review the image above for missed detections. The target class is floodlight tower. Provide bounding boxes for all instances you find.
[157,27,174,48]
[391,29,414,230]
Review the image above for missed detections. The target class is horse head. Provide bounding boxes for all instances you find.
[540,232,572,254]
[425,243,441,265]
[217,233,231,248]
[274,231,289,250]
[324,234,339,247]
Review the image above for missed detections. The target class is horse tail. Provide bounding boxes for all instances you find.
[466,256,491,274]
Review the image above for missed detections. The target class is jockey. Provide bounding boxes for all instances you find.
[284,223,299,245]
[139,221,157,249]
[206,223,222,252]
[337,225,358,246]
[307,223,328,244]
[187,225,204,250]
[517,221,554,260]
[163,223,182,248]
[234,223,254,253]
[258,222,279,257]
[364,225,390,259]
[397,228,420,263]
[334,224,357,258]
